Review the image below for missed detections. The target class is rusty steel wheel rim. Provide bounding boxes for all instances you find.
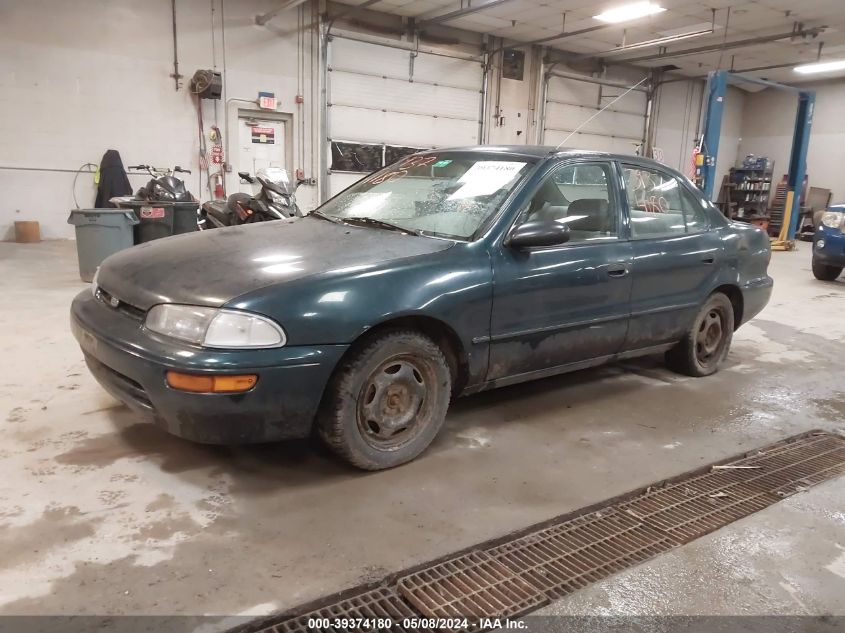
[357,355,434,450]
[695,307,726,366]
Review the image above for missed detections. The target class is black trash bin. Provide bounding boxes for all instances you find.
[116,200,175,244]
[173,201,200,235]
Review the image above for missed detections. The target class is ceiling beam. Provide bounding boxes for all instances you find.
[418,0,517,27]
[329,0,384,23]
[611,25,826,64]
[255,0,310,26]
[528,24,612,46]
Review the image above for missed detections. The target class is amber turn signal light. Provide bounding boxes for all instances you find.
[166,371,258,393]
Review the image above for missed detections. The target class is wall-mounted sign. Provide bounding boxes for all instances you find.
[251,126,275,144]
[258,92,277,109]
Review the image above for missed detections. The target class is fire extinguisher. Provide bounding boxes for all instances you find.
[211,172,225,200]
[209,126,225,199]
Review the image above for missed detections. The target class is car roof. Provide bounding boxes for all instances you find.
[431,145,668,168]
[424,145,691,183]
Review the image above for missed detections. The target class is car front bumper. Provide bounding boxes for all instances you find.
[71,290,347,444]
[813,225,845,267]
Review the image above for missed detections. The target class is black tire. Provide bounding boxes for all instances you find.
[666,292,735,377]
[317,330,452,470]
[812,259,842,281]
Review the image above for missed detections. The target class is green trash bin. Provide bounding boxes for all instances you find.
[115,200,175,244]
[67,209,139,282]
[173,201,200,235]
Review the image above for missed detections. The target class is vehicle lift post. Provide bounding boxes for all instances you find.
[699,70,815,250]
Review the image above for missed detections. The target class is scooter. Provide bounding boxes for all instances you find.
[201,167,303,229]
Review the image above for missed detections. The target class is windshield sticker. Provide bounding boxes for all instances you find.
[432,159,452,168]
[448,161,527,200]
[366,155,439,185]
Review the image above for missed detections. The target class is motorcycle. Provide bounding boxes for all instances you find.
[201,167,303,229]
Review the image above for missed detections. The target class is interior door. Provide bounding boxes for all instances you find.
[238,118,287,193]
[488,160,633,382]
[620,163,724,351]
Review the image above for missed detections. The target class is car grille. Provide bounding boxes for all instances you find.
[95,287,146,321]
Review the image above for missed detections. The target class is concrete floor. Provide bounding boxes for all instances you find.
[0,240,843,618]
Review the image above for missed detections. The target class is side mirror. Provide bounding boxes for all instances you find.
[507,219,571,249]
[238,171,255,183]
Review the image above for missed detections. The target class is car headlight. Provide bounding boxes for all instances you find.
[91,267,100,296]
[821,211,844,229]
[145,304,286,348]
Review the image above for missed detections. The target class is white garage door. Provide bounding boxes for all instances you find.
[542,74,647,155]
[327,36,484,196]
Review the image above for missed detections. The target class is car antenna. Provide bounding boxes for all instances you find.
[553,76,649,152]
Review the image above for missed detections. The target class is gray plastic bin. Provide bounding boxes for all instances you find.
[67,209,139,282]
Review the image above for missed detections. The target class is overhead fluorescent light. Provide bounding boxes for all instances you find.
[593,28,713,57]
[594,1,666,24]
[658,22,719,37]
[794,59,845,74]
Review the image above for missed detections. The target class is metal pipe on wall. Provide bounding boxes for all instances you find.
[477,41,489,144]
[536,63,550,145]
[319,23,331,203]
[169,0,182,90]
[311,1,320,190]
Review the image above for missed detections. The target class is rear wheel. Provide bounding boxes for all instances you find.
[666,292,734,377]
[812,259,842,281]
[317,330,451,470]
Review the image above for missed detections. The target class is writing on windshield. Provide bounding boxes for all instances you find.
[319,154,532,240]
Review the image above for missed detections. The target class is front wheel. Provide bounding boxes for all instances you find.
[666,292,735,377]
[812,259,843,281]
[317,330,452,470]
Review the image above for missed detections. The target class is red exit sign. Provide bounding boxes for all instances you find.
[258,92,277,109]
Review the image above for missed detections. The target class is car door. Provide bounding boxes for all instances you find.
[487,159,633,382]
[619,162,724,351]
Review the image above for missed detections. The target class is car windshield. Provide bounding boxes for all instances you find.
[317,153,535,239]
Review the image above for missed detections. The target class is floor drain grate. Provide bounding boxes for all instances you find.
[267,587,419,633]
[487,509,676,599]
[243,431,845,633]
[397,551,547,620]
[617,433,845,544]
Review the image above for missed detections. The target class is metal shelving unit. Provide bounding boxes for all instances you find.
[717,164,774,231]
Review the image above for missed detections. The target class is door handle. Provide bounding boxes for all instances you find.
[606,263,629,277]
[701,255,716,264]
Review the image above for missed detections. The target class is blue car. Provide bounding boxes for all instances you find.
[813,204,845,281]
[71,147,773,470]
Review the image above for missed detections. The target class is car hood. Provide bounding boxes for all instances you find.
[96,216,454,310]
